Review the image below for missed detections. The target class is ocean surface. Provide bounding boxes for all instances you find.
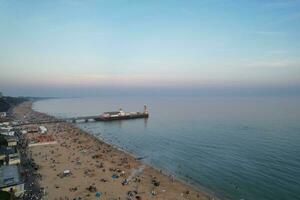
[33,96,300,200]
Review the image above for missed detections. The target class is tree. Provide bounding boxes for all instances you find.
[0,135,8,146]
[0,191,11,200]
[0,92,2,97]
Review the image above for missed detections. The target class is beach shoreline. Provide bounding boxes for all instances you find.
[14,101,218,200]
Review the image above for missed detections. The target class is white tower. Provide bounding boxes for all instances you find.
[144,105,148,114]
[119,108,125,116]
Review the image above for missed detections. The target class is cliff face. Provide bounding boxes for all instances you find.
[0,96,28,112]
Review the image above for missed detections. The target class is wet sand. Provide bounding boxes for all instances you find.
[13,102,215,200]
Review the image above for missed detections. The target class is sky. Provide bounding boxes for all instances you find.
[0,0,300,97]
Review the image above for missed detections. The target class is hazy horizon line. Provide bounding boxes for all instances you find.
[2,84,300,98]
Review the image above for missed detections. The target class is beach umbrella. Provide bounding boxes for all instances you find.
[95,192,102,199]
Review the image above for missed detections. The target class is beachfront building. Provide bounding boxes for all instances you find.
[26,126,39,133]
[6,138,17,147]
[5,136,18,147]
[7,147,20,165]
[0,113,8,123]
[0,165,24,197]
[0,112,6,118]
[0,122,10,127]
[0,125,15,137]
[0,152,5,166]
[0,146,20,166]
[0,131,15,137]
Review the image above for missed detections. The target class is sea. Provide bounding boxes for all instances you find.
[33,96,300,200]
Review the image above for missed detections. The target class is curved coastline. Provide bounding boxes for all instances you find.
[16,100,221,200]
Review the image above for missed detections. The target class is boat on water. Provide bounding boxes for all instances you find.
[95,105,149,121]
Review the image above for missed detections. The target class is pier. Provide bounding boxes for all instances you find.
[66,105,149,123]
[12,106,149,125]
[66,113,149,123]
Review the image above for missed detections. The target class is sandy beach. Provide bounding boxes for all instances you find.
[13,102,214,200]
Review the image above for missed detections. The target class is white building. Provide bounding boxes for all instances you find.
[0,165,24,197]
[39,126,47,134]
[0,112,6,118]
[0,131,15,137]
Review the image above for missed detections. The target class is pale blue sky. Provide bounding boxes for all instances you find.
[0,0,300,96]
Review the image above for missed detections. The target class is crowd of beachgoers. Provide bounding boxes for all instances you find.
[12,102,215,200]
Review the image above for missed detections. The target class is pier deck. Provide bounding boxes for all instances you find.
[66,113,149,123]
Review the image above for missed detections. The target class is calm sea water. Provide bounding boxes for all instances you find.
[33,96,300,200]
